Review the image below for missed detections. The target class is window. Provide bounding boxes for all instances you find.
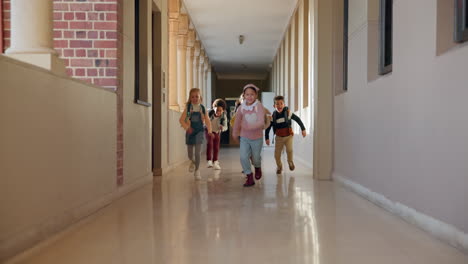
[379,0,392,75]
[455,0,468,43]
[135,0,151,106]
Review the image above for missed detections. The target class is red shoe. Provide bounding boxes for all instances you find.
[243,173,255,187]
[254,167,262,180]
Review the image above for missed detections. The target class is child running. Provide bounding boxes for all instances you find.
[265,95,307,174]
[206,99,228,170]
[232,84,266,187]
[179,88,212,180]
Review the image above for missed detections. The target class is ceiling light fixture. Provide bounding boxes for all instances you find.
[239,35,245,44]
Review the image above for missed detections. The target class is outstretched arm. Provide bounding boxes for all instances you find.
[292,114,307,137]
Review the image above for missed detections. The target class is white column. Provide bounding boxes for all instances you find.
[193,41,200,88]
[313,0,334,181]
[198,49,205,94]
[186,30,195,93]
[206,63,212,105]
[177,15,189,109]
[177,34,187,109]
[168,18,179,110]
[6,0,65,74]
[202,58,208,102]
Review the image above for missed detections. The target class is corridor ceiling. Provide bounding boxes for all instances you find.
[183,0,298,74]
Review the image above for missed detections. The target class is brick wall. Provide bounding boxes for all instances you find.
[2,0,124,184]
[1,0,10,50]
[1,0,118,90]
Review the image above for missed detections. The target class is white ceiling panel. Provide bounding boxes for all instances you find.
[183,0,298,74]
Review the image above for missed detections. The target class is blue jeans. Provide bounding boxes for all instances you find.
[240,137,263,175]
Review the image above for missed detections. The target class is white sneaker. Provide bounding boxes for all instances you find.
[194,170,201,180]
[213,161,221,170]
[207,160,213,168]
[189,161,195,172]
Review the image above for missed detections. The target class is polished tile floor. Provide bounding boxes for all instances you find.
[10,148,468,264]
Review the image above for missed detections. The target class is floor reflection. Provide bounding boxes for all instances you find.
[9,148,468,264]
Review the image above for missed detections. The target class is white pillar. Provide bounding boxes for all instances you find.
[177,34,187,109]
[198,49,205,92]
[168,19,179,110]
[202,60,208,103]
[206,64,212,105]
[193,41,200,88]
[186,30,195,93]
[177,15,189,109]
[313,0,334,181]
[6,0,65,74]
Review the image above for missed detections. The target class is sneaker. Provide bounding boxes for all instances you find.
[194,170,201,180]
[189,161,195,172]
[288,161,295,171]
[207,160,213,168]
[243,173,255,187]
[254,167,262,180]
[213,161,221,170]
[276,168,282,174]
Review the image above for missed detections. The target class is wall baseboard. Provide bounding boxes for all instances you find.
[333,173,468,254]
[162,159,189,176]
[115,172,153,199]
[294,154,313,170]
[2,174,154,263]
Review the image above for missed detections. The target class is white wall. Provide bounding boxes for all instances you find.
[335,0,468,234]
[122,0,153,185]
[0,56,116,261]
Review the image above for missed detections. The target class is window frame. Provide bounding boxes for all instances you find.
[134,0,151,107]
[343,0,349,91]
[454,0,468,43]
[379,0,393,75]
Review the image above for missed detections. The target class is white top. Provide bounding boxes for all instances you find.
[210,113,228,133]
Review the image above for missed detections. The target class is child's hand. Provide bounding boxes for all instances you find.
[266,139,270,146]
[231,136,239,144]
[302,130,307,138]
[219,125,223,131]
[186,127,194,135]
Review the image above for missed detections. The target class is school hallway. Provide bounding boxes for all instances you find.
[2,0,468,262]
[4,147,466,264]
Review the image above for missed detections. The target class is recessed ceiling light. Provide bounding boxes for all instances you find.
[239,35,245,44]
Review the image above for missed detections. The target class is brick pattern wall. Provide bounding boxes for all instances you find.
[2,0,124,184]
[1,0,118,90]
[2,0,10,50]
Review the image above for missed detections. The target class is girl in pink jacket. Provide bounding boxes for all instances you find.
[232,84,266,187]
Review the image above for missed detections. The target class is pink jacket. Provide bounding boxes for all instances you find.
[232,100,265,140]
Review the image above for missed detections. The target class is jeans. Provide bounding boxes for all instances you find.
[239,137,263,175]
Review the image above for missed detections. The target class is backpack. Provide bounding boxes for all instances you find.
[272,107,292,126]
[272,107,294,137]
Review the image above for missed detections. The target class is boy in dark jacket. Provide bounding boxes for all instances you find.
[265,96,307,174]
